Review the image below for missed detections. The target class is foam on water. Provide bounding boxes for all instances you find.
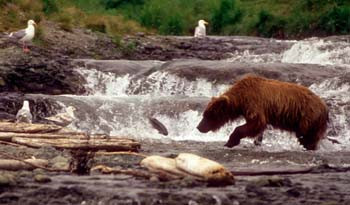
[309,77,350,151]
[227,50,283,63]
[78,68,229,97]
[65,37,350,152]
[77,68,131,96]
[282,38,350,65]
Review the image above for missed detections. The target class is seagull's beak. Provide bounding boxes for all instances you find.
[33,22,37,26]
[204,21,209,25]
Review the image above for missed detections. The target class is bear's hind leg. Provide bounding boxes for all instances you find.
[225,120,265,148]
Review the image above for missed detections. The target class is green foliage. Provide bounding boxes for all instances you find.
[86,21,107,33]
[254,10,286,38]
[42,0,58,15]
[0,0,10,6]
[159,14,184,35]
[140,1,163,28]
[57,15,74,32]
[286,11,312,36]
[32,26,47,46]
[102,0,144,10]
[116,38,137,56]
[1,0,350,38]
[139,0,188,35]
[319,6,350,34]
[211,0,242,34]
[303,0,327,11]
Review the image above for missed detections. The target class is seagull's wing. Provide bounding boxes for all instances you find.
[9,29,27,40]
[16,109,33,123]
[194,26,200,37]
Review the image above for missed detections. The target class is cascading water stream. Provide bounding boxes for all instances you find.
[36,37,350,152]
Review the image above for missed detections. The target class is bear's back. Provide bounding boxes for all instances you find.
[228,74,328,128]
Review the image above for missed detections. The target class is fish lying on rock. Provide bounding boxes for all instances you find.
[140,153,234,185]
[175,153,234,185]
[140,155,192,178]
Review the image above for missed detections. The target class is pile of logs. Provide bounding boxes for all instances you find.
[0,122,140,152]
[0,122,141,172]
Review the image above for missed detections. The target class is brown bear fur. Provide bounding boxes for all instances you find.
[197,75,329,150]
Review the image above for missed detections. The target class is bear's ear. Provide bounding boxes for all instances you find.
[210,96,230,104]
[205,95,231,117]
[209,95,230,110]
[220,95,231,104]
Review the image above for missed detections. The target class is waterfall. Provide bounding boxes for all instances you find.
[77,68,229,97]
[34,37,350,152]
[282,38,350,65]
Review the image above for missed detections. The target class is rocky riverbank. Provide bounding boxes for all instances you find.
[0,139,350,205]
[1,21,350,205]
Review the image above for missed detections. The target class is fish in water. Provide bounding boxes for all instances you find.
[148,117,168,136]
[16,100,33,123]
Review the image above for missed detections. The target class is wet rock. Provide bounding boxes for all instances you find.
[188,200,199,205]
[157,59,345,86]
[253,176,292,187]
[286,187,302,197]
[245,183,268,196]
[51,155,70,170]
[123,36,294,61]
[0,173,17,186]
[18,171,33,178]
[34,174,51,183]
[33,168,46,175]
[286,186,310,198]
[72,59,163,76]
[0,51,86,95]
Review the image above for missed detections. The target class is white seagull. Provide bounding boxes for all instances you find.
[194,20,208,38]
[45,106,76,127]
[9,19,37,52]
[16,100,33,124]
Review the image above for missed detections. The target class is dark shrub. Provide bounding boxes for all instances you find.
[254,10,286,38]
[211,0,242,33]
[42,0,58,14]
[319,6,350,34]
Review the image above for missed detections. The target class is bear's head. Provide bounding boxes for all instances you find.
[197,95,236,133]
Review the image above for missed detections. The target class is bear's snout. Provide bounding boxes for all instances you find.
[197,119,211,133]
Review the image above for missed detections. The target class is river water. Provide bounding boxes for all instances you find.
[31,37,350,152]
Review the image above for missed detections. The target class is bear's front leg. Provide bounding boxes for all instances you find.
[224,124,247,147]
[224,120,265,148]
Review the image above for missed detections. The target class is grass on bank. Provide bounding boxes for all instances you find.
[1,0,350,39]
[0,0,147,40]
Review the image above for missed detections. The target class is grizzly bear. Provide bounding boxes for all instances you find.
[197,75,329,150]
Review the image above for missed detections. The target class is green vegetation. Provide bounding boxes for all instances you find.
[254,10,286,38]
[1,0,350,39]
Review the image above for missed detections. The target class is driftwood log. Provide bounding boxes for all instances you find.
[92,165,181,181]
[12,137,140,152]
[0,158,48,171]
[0,122,62,134]
[0,122,141,152]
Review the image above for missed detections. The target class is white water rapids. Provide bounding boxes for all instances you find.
[48,37,350,152]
